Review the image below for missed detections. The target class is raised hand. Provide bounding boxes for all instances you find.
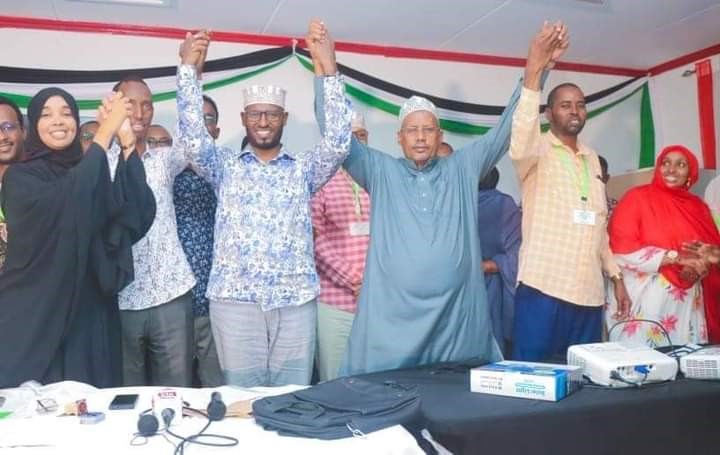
[548,22,569,68]
[306,20,337,76]
[179,30,210,68]
[524,21,568,90]
[197,42,209,78]
[529,21,566,68]
[94,92,133,151]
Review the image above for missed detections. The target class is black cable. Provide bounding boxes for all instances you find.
[167,412,238,455]
[609,370,641,388]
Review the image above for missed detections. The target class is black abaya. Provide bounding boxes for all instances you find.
[0,88,155,388]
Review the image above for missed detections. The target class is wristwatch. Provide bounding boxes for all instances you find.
[666,250,679,263]
[610,272,623,282]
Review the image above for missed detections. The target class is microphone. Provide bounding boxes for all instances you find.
[153,388,182,428]
[137,411,159,437]
[161,408,175,428]
[206,391,226,422]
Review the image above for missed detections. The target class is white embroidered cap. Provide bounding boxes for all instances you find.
[351,111,366,132]
[243,85,286,108]
[399,96,438,124]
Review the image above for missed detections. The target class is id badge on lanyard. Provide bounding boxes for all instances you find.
[555,145,596,226]
[344,171,369,236]
[573,208,596,226]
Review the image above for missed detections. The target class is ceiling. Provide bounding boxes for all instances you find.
[3,0,720,70]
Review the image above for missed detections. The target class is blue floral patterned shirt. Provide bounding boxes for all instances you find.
[174,167,217,317]
[175,64,352,310]
[108,143,196,311]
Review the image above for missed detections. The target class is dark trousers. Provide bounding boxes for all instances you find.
[511,284,602,362]
[120,292,193,386]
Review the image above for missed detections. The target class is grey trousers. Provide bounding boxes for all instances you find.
[120,292,193,387]
[209,299,317,387]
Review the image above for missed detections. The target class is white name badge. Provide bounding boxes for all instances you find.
[349,221,370,236]
[573,209,596,226]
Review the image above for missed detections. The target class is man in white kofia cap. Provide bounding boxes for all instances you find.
[175,20,352,387]
[336,22,570,376]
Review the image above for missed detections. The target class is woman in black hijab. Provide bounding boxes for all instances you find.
[0,88,156,388]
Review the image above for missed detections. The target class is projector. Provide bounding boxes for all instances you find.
[680,346,720,380]
[567,342,678,387]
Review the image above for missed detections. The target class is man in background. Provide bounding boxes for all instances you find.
[79,120,99,153]
[0,96,25,269]
[174,95,225,387]
[477,167,521,355]
[146,124,173,150]
[598,155,617,217]
[312,111,371,381]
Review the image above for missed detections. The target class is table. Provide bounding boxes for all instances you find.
[0,382,425,454]
[359,362,720,455]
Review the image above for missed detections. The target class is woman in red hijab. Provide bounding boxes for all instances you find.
[606,145,720,346]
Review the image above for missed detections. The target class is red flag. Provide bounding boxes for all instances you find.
[695,59,717,169]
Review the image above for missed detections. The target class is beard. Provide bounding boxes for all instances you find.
[247,126,284,150]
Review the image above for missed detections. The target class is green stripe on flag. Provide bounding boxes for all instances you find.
[639,83,656,168]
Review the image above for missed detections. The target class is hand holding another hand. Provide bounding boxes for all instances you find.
[306,19,337,76]
[94,92,133,152]
[179,30,211,69]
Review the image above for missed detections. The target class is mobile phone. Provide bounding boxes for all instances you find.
[109,394,139,410]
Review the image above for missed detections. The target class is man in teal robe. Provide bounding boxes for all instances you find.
[337,22,569,376]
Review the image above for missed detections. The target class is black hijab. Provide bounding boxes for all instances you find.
[24,87,83,169]
[0,86,155,388]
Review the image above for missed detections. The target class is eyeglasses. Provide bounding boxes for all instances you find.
[147,138,173,148]
[402,126,439,137]
[0,122,19,134]
[203,114,218,125]
[245,110,284,123]
[80,131,95,141]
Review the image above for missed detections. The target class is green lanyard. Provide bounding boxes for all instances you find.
[343,170,363,218]
[554,144,590,203]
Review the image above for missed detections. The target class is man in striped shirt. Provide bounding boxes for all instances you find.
[311,111,371,381]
